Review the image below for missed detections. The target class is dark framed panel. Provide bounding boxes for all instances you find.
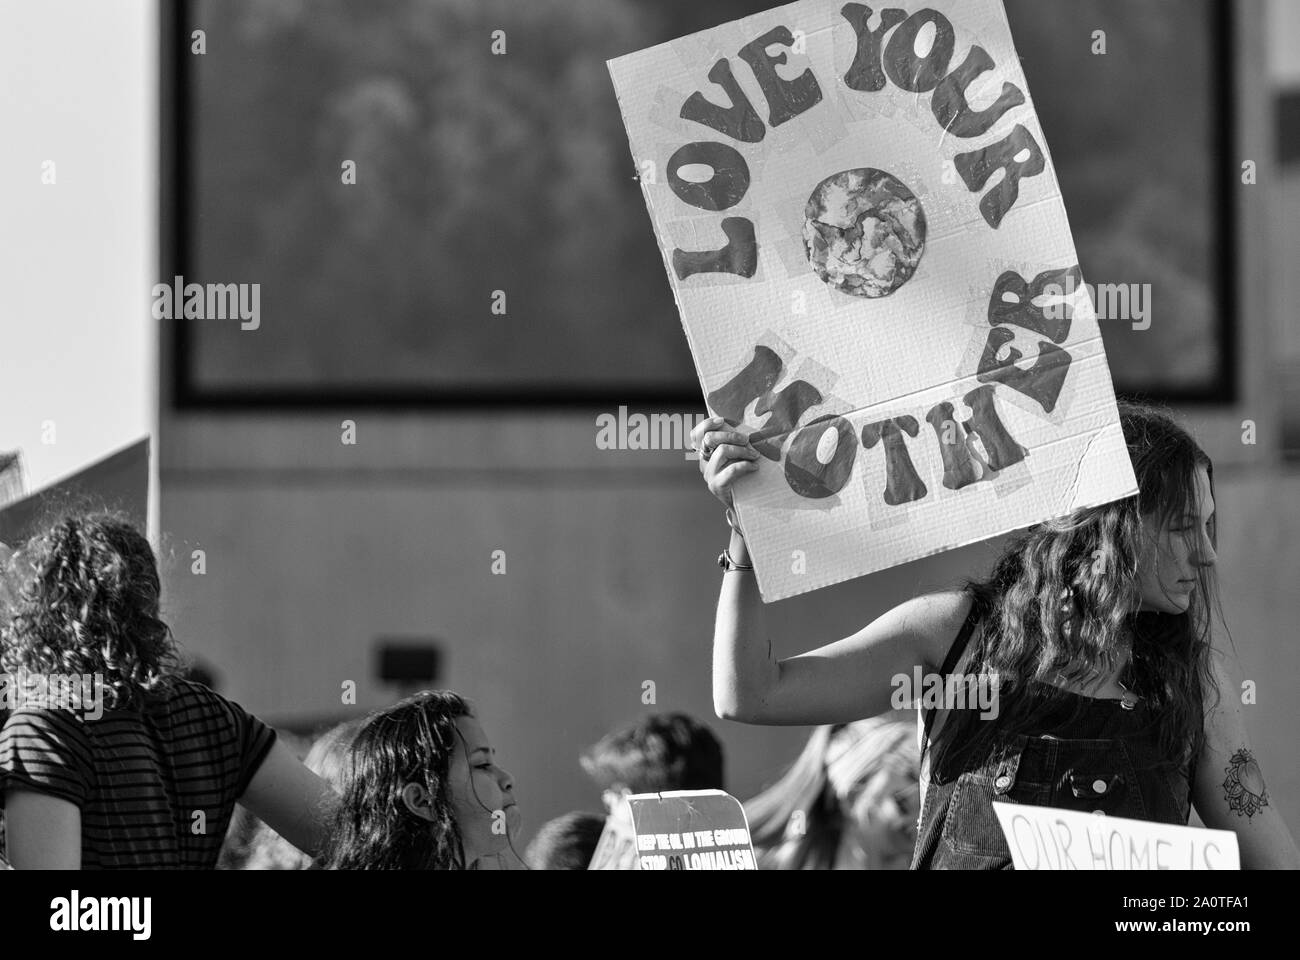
[164,0,1237,409]
[1007,0,1238,405]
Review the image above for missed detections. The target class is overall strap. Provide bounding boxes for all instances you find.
[921,601,982,750]
[911,600,984,870]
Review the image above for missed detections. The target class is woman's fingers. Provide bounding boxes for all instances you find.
[706,443,760,498]
[711,458,760,495]
[706,443,759,472]
[690,416,728,450]
[693,416,759,504]
[700,430,750,458]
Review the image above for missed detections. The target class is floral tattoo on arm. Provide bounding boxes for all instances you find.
[1222,748,1269,818]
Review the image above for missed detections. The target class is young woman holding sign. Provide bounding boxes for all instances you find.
[693,403,1300,869]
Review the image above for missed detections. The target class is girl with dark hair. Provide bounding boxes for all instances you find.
[0,513,338,869]
[323,690,522,870]
[693,402,1300,869]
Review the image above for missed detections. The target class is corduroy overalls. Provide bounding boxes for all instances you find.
[911,607,1195,869]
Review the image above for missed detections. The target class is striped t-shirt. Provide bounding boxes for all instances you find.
[0,677,275,869]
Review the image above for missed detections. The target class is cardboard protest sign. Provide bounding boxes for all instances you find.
[608,1,1137,600]
[992,802,1241,870]
[628,789,757,870]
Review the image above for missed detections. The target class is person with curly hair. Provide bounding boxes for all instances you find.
[0,513,338,869]
[694,401,1300,869]
[322,690,522,870]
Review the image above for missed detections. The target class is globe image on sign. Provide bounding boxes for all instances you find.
[803,168,926,298]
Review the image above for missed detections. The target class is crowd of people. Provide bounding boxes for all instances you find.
[0,515,920,869]
[1,402,1296,868]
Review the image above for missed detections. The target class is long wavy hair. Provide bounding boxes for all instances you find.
[746,715,919,870]
[323,690,474,870]
[1,513,177,710]
[932,401,1223,778]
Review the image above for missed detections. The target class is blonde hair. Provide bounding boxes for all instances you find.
[745,715,919,870]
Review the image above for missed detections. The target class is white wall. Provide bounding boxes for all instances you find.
[0,0,155,501]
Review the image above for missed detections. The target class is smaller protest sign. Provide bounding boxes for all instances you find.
[992,802,1240,870]
[627,789,757,871]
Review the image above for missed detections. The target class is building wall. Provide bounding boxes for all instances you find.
[159,0,1300,845]
[0,0,155,501]
[157,433,1300,841]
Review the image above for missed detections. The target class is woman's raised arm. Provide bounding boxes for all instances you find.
[717,581,971,726]
[692,416,970,726]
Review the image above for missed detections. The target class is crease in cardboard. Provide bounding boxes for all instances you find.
[710,333,1109,444]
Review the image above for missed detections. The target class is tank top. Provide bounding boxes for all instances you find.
[911,603,1196,869]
